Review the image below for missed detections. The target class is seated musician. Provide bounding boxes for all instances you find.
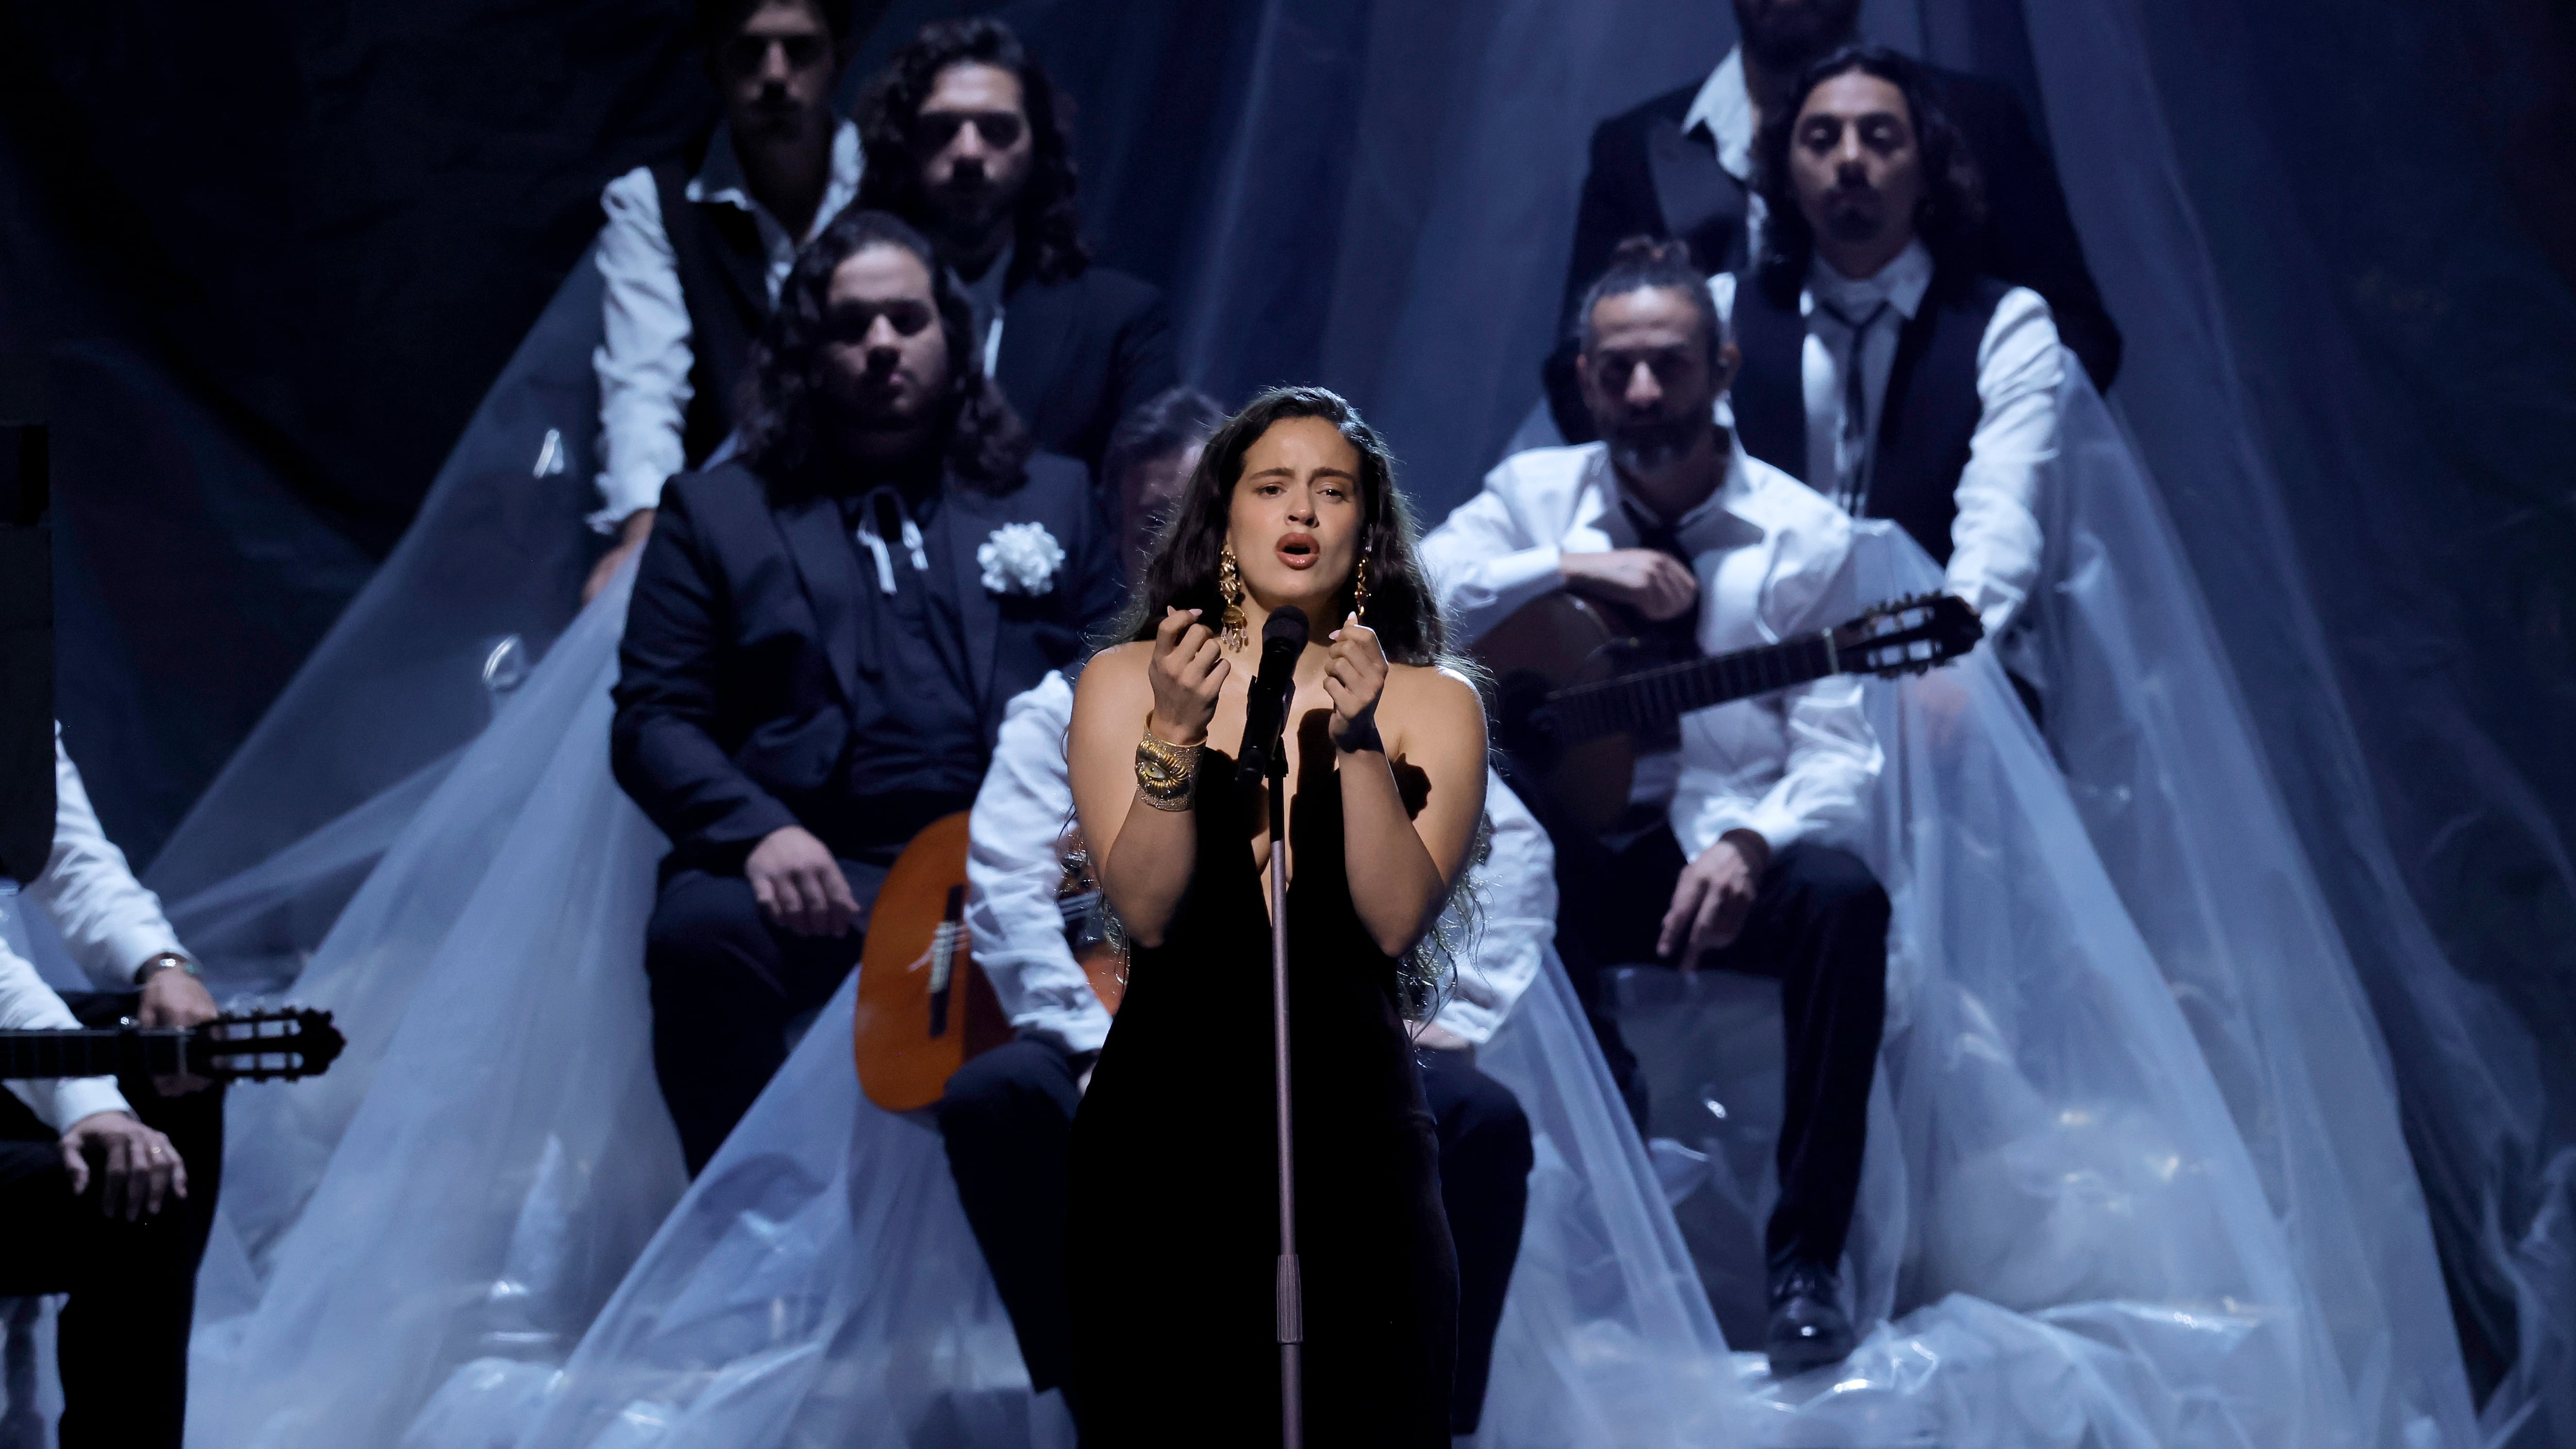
[0,726,223,1447]
[937,390,1545,1436]
[609,209,1121,1174]
[1418,237,1888,1376]
[1720,46,2065,707]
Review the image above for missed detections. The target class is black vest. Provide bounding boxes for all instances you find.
[1729,268,2008,566]
[651,154,773,469]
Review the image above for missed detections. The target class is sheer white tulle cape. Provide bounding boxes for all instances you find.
[1642,373,2466,1447]
[184,564,689,1448]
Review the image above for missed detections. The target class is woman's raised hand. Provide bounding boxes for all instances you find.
[1323,612,1389,749]
[1147,606,1228,745]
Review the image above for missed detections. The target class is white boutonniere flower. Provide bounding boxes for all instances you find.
[977,521,1066,597]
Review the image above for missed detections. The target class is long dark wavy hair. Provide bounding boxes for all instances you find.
[1754,45,1987,308]
[854,18,1092,287]
[1108,386,1449,668]
[736,208,1033,494]
[1100,385,1479,1019]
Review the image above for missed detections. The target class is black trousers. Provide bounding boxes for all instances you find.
[643,859,884,1175]
[0,992,224,1449]
[939,1037,1534,1435]
[1552,823,1890,1273]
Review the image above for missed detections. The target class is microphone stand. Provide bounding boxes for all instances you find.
[1264,714,1304,1449]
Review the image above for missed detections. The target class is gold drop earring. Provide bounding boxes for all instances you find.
[1216,545,1249,650]
[1352,547,1371,622]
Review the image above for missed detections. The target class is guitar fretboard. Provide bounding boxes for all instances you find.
[1546,631,1837,746]
[0,1031,180,1082]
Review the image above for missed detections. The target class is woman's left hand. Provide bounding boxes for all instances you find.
[1324,612,1389,750]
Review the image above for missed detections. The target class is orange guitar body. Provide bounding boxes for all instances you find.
[852,812,1123,1114]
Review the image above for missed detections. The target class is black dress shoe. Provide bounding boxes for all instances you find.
[1765,1260,1857,1376]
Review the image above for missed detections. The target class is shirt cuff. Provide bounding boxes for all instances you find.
[1735,800,1815,857]
[1011,1000,1113,1055]
[1446,545,1565,642]
[1669,793,1813,861]
[47,1077,132,1134]
[102,924,187,988]
[1430,997,1499,1046]
[588,472,668,533]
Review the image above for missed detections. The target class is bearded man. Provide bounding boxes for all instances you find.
[611,210,1121,1173]
[1540,0,2116,442]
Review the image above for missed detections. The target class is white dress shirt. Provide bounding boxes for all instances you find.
[965,673,1557,1051]
[0,727,191,1130]
[1678,46,1766,260]
[590,119,865,530]
[1709,245,2062,635]
[1419,443,1881,859]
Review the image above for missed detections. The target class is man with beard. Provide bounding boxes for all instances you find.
[611,210,1121,1173]
[1717,47,2062,701]
[1421,237,1889,1377]
[854,18,1175,488]
[584,0,866,600]
[1539,0,2115,443]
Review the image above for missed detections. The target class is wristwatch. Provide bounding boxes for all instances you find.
[134,952,200,985]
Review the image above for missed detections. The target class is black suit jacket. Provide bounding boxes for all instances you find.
[610,451,1120,868]
[994,263,1177,486]
[1545,63,2120,440]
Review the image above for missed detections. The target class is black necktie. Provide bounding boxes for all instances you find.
[1818,299,1889,515]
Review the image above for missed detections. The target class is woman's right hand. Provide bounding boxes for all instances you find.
[1148,606,1229,746]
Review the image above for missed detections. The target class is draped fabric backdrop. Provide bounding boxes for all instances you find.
[2,0,2570,1440]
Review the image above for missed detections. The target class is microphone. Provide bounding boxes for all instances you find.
[1234,605,1309,789]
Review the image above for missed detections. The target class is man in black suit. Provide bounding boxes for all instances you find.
[1542,0,2117,442]
[611,209,1121,1173]
[855,17,1176,488]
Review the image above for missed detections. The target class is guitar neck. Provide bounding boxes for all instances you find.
[1547,631,1838,746]
[0,1030,185,1082]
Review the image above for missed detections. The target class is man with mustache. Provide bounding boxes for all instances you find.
[1718,47,2062,706]
[585,0,867,601]
[1540,0,2116,444]
[610,211,1120,1174]
[1421,237,1890,1377]
[854,18,1175,491]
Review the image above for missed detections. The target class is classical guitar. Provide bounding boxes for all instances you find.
[852,812,1123,1114]
[0,1005,346,1083]
[1474,591,1982,835]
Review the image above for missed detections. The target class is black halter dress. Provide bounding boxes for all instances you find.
[1066,746,1456,1446]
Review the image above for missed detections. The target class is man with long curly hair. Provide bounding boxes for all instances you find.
[1538,0,2117,444]
[609,210,1122,1174]
[854,18,1175,488]
[1722,46,2065,710]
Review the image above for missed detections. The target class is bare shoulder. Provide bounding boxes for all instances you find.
[1077,641,1151,693]
[1382,663,1487,739]
[1072,642,1153,726]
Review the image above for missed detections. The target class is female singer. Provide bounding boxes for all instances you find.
[1063,386,1488,1445]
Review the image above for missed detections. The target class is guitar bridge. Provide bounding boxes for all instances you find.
[926,885,966,1038]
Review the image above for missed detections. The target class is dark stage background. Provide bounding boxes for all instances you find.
[4,0,2574,1426]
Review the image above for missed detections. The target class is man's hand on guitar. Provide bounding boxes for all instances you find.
[1658,829,1773,971]
[60,1110,188,1221]
[1562,549,1698,624]
[1148,605,1227,746]
[748,825,860,938]
[138,967,221,1097]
